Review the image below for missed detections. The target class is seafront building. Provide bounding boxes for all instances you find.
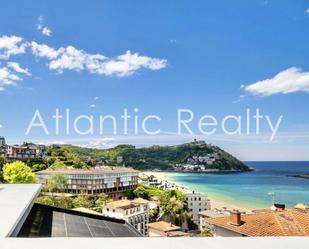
[208,204,309,237]
[36,166,139,199]
[102,198,149,236]
[185,191,211,226]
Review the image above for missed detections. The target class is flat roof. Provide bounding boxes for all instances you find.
[17,204,142,237]
[36,166,139,175]
[148,221,180,232]
[0,184,42,237]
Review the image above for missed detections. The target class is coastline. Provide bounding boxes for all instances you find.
[142,171,252,213]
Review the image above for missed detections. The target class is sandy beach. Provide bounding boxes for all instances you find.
[142,171,252,213]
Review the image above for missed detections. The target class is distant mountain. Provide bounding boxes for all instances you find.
[61,141,251,172]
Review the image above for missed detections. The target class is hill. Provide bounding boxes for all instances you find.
[61,140,250,172]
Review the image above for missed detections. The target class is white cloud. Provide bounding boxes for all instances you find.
[89,104,96,108]
[305,8,309,14]
[94,96,99,100]
[243,67,309,96]
[42,27,52,37]
[30,41,62,59]
[88,137,115,149]
[7,62,31,76]
[0,35,27,59]
[0,67,22,91]
[90,50,167,77]
[0,34,167,90]
[37,15,52,37]
[31,43,166,77]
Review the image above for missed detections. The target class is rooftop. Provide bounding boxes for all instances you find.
[104,198,148,210]
[36,166,139,175]
[208,207,309,237]
[148,221,181,232]
[199,210,229,218]
[18,204,142,237]
[0,184,42,238]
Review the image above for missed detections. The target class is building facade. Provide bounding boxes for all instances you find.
[102,198,149,236]
[185,191,211,226]
[0,137,48,160]
[6,145,37,160]
[36,166,139,199]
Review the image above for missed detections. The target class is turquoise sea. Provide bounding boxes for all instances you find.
[169,161,309,209]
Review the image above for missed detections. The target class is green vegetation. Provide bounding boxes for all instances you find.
[72,194,93,208]
[200,229,213,237]
[36,193,100,210]
[128,184,192,227]
[44,173,68,193]
[36,195,74,209]
[0,141,248,175]
[61,141,249,171]
[22,146,93,173]
[3,161,37,183]
[0,157,7,183]
[94,193,111,212]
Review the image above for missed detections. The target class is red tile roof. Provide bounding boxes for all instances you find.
[208,208,309,236]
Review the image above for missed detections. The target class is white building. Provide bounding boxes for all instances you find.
[185,191,211,227]
[102,198,149,236]
[199,209,229,232]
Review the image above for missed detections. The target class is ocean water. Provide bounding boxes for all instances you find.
[169,161,309,209]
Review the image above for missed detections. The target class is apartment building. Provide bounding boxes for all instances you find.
[185,191,211,226]
[36,166,139,199]
[6,145,37,160]
[102,198,149,236]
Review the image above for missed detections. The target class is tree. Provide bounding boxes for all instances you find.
[72,194,92,208]
[32,163,47,172]
[50,160,67,169]
[36,196,56,206]
[149,207,160,222]
[45,173,68,193]
[3,161,37,183]
[55,194,73,209]
[0,156,7,183]
[94,193,111,212]
[133,185,150,199]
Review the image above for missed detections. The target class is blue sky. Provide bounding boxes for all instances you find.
[1,0,309,160]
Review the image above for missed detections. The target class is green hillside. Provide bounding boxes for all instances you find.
[61,141,250,171]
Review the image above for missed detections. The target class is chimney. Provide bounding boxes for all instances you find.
[229,210,242,226]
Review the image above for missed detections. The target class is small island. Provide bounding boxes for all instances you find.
[290,174,309,180]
